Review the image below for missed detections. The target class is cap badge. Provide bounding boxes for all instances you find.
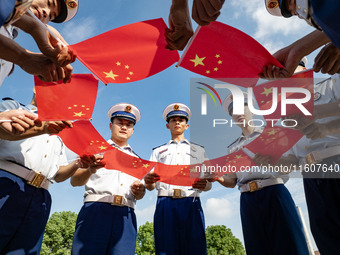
[125,105,132,113]
[173,104,180,111]
[66,0,77,9]
[268,0,279,9]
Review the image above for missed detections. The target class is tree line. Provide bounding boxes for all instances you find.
[40,211,245,255]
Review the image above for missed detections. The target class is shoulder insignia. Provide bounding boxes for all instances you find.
[152,143,166,150]
[131,150,140,158]
[190,142,204,148]
[227,137,241,148]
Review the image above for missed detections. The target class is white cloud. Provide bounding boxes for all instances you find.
[203,192,239,221]
[135,204,156,226]
[227,0,311,40]
[60,17,97,44]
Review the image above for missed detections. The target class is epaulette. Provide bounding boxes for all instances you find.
[131,150,140,158]
[190,142,204,148]
[227,137,241,148]
[315,77,331,86]
[2,97,14,101]
[1,97,25,107]
[152,143,166,150]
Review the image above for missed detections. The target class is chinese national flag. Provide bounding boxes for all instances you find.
[254,70,314,123]
[154,163,202,186]
[245,126,303,163]
[203,150,252,177]
[57,120,112,155]
[104,149,156,180]
[178,22,283,87]
[69,18,179,84]
[35,74,98,121]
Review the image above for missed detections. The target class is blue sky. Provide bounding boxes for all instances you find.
[0,0,329,250]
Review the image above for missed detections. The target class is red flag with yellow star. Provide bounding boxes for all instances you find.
[178,22,283,87]
[57,120,112,155]
[35,74,98,121]
[103,149,156,180]
[203,150,252,177]
[254,70,314,123]
[69,18,179,84]
[154,163,203,186]
[245,126,303,163]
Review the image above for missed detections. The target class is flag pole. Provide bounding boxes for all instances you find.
[176,25,201,67]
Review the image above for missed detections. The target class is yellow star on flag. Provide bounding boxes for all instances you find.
[142,163,150,168]
[98,146,107,150]
[235,155,243,159]
[218,60,223,64]
[206,70,211,74]
[116,61,121,66]
[215,54,220,58]
[129,72,134,75]
[74,112,86,117]
[190,54,206,67]
[214,67,218,71]
[103,70,119,80]
[261,87,273,97]
[190,167,197,173]
[267,129,279,136]
[125,65,130,69]
[126,77,131,80]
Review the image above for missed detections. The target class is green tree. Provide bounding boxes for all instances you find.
[206,225,245,255]
[40,211,78,255]
[135,221,155,255]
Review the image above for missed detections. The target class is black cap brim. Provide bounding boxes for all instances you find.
[52,0,67,23]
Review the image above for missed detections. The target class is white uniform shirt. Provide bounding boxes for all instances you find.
[0,100,68,180]
[0,25,17,87]
[288,75,340,160]
[150,139,208,191]
[84,140,139,204]
[228,127,289,187]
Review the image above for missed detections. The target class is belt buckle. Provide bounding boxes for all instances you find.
[112,195,123,206]
[27,171,45,188]
[248,181,260,192]
[173,189,182,199]
[305,153,317,165]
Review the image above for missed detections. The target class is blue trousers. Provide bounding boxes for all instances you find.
[154,196,206,255]
[71,202,137,255]
[240,184,309,255]
[0,170,51,255]
[303,155,340,255]
[0,0,15,26]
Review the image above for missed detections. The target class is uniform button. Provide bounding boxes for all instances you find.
[304,146,309,150]
[120,184,123,186]
[177,152,180,155]
[297,5,301,10]
[177,163,179,165]
[46,140,49,143]
[44,155,47,158]
[303,8,307,13]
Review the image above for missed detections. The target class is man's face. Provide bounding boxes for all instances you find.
[30,0,61,24]
[284,0,297,15]
[110,118,134,144]
[231,105,254,128]
[166,116,189,135]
